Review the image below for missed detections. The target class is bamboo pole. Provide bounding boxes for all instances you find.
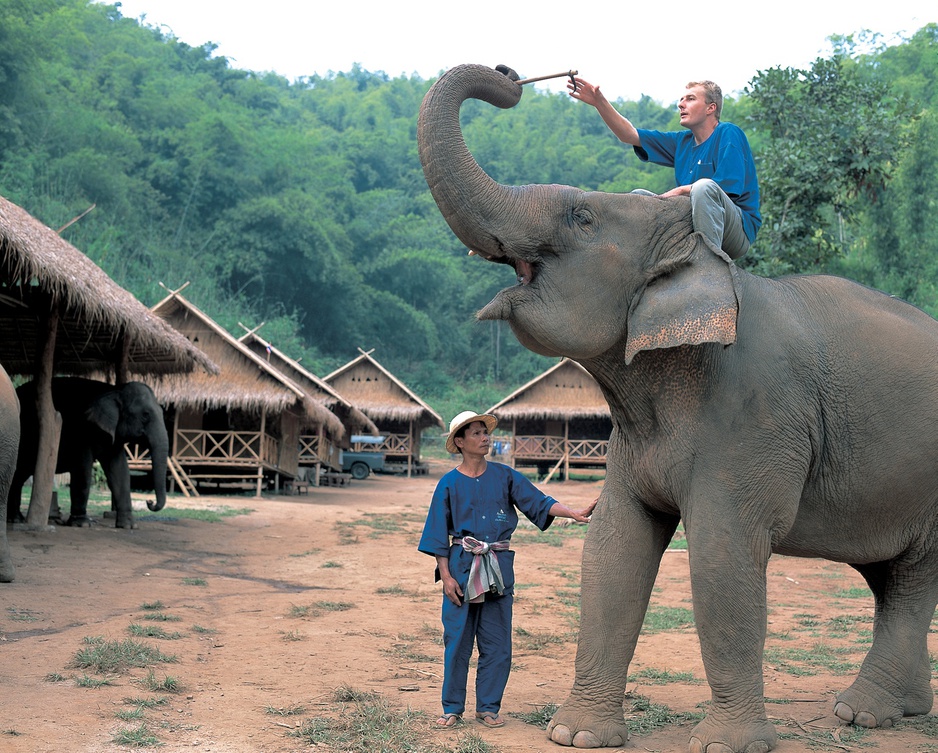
[26,301,61,529]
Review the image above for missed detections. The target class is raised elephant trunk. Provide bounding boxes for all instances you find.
[418,64,554,259]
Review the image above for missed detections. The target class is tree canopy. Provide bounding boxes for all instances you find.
[1,0,936,410]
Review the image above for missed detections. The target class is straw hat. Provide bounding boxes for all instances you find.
[445,410,498,454]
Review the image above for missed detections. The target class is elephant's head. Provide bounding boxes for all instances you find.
[418,64,738,364]
[87,382,169,512]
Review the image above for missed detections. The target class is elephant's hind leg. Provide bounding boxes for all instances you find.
[834,559,937,728]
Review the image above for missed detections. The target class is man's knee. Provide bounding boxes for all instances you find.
[690,178,722,205]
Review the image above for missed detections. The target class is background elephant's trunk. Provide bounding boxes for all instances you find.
[146,427,169,512]
[418,64,551,257]
[148,452,167,511]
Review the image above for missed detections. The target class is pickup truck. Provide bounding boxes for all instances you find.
[340,450,385,480]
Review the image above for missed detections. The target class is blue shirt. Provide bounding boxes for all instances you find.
[635,122,762,243]
[418,462,556,594]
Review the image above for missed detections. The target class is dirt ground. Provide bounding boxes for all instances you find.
[2,460,937,753]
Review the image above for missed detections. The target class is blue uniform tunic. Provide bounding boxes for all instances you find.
[635,122,762,243]
[419,462,556,715]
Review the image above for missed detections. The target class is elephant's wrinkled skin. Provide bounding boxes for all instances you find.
[9,378,169,529]
[0,364,19,582]
[418,64,938,753]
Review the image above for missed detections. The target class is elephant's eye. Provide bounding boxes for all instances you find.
[570,206,593,229]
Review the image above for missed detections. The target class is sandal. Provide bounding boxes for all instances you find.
[436,713,462,727]
[476,712,505,728]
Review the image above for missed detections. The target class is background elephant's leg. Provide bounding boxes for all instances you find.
[835,559,938,727]
[103,451,135,529]
[684,504,778,753]
[6,475,25,523]
[0,368,17,581]
[548,494,674,748]
[65,450,95,526]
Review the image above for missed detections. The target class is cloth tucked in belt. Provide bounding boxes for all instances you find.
[453,536,510,603]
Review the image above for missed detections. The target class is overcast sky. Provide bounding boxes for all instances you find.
[109,0,935,104]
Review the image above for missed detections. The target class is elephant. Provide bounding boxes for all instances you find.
[0,364,20,582]
[418,63,938,753]
[8,378,169,529]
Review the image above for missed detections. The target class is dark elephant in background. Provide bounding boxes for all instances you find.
[0,364,19,582]
[8,378,168,529]
[418,63,938,753]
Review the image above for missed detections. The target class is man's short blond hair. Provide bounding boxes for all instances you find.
[686,80,723,121]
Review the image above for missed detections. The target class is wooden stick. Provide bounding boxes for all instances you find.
[516,69,578,86]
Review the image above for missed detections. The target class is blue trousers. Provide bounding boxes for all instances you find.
[441,592,513,715]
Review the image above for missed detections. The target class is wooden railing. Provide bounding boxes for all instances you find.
[125,443,152,470]
[175,429,280,468]
[565,438,608,462]
[350,433,410,456]
[513,435,565,459]
[512,435,608,464]
[298,434,340,469]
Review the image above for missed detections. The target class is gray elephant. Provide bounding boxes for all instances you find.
[418,63,938,753]
[0,364,20,582]
[9,378,169,529]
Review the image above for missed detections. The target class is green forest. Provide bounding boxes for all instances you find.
[2,1,937,417]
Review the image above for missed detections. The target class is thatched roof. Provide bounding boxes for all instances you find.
[324,349,445,430]
[147,291,344,437]
[487,359,610,420]
[238,329,379,436]
[0,195,216,377]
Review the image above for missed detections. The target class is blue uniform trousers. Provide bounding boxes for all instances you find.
[441,592,513,715]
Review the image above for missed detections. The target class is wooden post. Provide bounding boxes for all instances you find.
[407,420,414,478]
[564,419,570,481]
[169,412,180,493]
[26,302,61,529]
[256,409,266,498]
[116,331,131,386]
[511,418,517,469]
[314,425,323,487]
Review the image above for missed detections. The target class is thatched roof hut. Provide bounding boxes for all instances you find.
[487,359,611,480]
[149,290,342,436]
[0,196,215,378]
[324,349,444,431]
[324,349,445,474]
[238,328,378,438]
[488,359,610,422]
[0,196,216,529]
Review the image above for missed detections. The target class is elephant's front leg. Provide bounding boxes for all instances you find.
[685,513,777,753]
[103,451,136,529]
[548,495,676,748]
[65,449,96,527]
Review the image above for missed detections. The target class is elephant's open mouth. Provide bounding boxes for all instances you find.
[513,259,536,286]
[471,251,537,287]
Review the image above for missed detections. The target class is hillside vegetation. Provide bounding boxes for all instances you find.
[1,1,935,412]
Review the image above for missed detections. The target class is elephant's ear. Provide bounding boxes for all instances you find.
[625,241,738,364]
[86,392,120,442]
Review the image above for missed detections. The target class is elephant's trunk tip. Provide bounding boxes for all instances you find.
[147,498,165,512]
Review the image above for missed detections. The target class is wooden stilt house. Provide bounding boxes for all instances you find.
[238,327,379,486]
[324,349,445,476]
[487,359,611,481]
[0,196,216,526]
[148,288,345,497]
